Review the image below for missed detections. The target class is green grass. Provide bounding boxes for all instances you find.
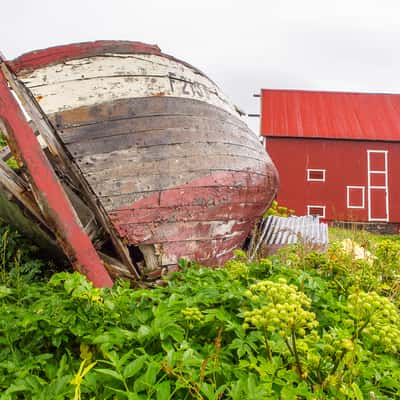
[329,226,400,249]
[0,224,399,399]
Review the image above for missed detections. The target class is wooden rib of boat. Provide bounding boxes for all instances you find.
[2,41,279,280]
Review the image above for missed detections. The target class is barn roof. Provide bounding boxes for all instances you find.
[261,89,400,141]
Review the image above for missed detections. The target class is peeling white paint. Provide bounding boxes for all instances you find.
[20,54,238,115]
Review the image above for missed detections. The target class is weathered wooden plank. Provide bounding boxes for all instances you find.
[116,219,253,245]
[0,188,67,262]
[102,175,273,213]
[19,54,205,87]
[18,54,236,115]
[76,142,266,174]
[0,65,113,288]
[66,126,261,159]
[159,185,272,208]
[59,114,252,146]
[91,169,270,201]
[0,157,47,225]
[159,231,250,266]
[90,171,271,205]
[8,41,163,74]
[0,145,12,161]
[82,153,268,184]
[77,141,265,165]
[98,182,271,211]
[99,252,135,280]
[50,96,245,129]
[109,202,267,226]
[1,62,140,279]
[98,174,272,207]
[101,175,275,211]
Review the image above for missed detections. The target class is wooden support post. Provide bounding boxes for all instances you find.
[1,61,140,280]
[0,66,113,288]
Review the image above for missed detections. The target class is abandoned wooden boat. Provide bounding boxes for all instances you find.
[0,41,278,283]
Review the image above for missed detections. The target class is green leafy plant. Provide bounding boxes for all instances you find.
[264,200,295,218]
[0,224,399,399]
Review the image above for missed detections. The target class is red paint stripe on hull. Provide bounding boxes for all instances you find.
[109,171,276,265]
[118,219,253,244]
[110,202,267,225]
[160,231,249,267]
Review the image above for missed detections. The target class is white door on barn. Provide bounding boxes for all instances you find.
[367,150,389,222]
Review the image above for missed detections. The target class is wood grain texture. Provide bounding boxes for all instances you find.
[50,96,244,130]
[66,125,260,158]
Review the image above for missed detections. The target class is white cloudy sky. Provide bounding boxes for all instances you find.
[1,0,400,132]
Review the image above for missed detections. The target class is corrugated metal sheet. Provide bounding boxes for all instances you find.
[261,89,400,141]
[251,215,328,258]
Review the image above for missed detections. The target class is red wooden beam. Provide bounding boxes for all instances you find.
[8,41,162,73]
[0,66,113,288]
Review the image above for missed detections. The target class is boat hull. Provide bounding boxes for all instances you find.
[10,42,279,271]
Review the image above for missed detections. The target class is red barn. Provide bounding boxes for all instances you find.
[260,89,400,231]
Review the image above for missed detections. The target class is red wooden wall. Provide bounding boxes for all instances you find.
[266,138,400,224]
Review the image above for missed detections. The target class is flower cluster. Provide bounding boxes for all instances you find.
[181,307,204,322]
[243,279,319,339]
[348,291,400,353]
[225,259,249,280]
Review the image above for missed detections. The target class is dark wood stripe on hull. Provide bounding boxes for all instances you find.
[66,125,260,158]
[77,142,266,173]
[50,96,244,130]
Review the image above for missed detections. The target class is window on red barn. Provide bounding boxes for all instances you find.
[347,186,365,209]
[307,205,326,218]
[307,169,325,182]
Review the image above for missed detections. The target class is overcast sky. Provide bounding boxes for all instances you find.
[2,0,400,132]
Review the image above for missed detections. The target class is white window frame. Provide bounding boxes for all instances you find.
[367,150,389,222]
[307,169,326,182]
[307,205,326,218]
[347,186,365,209]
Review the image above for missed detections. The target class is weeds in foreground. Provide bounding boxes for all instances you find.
[0,228,399,399]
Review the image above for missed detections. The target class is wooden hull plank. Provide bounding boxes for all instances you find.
[56,110,253,145]
[18,54,236,115]
[49,96,245,130]
[66,126,260,159]
[8,41,163,74]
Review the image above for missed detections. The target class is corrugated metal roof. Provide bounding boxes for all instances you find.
[261,89,400,141]
[250,215,328,258]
